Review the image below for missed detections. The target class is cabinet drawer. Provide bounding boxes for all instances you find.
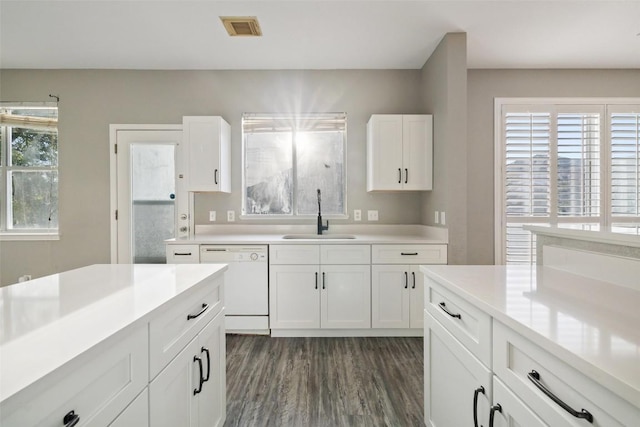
[270,244,320,264]
[371,244,447,264]
[166,244,200,263]
[493,321,640,426]
[109,388,149,427]
[149,276,223,379]
[320,244,370,264]
[0,325,148,427]
[425,278,491,366]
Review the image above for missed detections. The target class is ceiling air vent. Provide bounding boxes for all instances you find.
[220,16,262,37]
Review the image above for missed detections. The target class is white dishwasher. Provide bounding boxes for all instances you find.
[200,245,269,334]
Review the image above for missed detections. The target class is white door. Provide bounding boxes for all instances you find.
[409,266,425,328]
[320,265,371,329]
[197,315,226,427]
[371,265,410,328]
[112,128,187,263]
[368,115,403,190]
[149,337,200,427]
[269,265,320,329]
[403,115,432,190]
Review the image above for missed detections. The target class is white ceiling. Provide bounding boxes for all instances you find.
[1,0,639,70]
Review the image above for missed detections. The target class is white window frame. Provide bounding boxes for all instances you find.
[0,102,59,241]
[241,113,348,219]
[494,98,640,264]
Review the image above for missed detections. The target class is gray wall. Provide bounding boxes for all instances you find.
[0,69,423,285]
[466,69,640,264]
[420,33,468,264]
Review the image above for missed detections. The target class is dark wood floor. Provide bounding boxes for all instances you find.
[224,334,425,427]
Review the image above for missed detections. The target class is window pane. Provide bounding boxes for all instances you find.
[10,170,58,229]
[244,132,293,214]
[504,113,551,217]
[296,131,344,215]
[556,113,600,217]
[610,113,639,216]
[10,127,58,167]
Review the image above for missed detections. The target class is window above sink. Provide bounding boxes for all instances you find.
[241,113,347,219]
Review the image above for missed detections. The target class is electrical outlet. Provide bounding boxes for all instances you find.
[227,210,235,222]
[367,210,379,221]
[209,211,216,222]
[434,211,439,224]
[440,211,446,225]
[354,209,362,221]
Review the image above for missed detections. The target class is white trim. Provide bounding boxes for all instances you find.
[109,124,182,263]
[494,100,504,264]
[270,328,423,337]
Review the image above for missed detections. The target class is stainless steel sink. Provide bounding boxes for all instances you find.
[282,234,356,240]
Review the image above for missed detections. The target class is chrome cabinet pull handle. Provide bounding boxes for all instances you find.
[528,370,594,423]
[187,303,209,320]
[438,302,461,319]
[473,386,485,427]
[63,410,79,427]
[193,356,204,395]
[201,347,211,382]
[489,404,502,427]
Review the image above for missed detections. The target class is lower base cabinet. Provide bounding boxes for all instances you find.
[110,389,149,427]
[424,311,491,426]
[150,312,226,427]
[373,265,424,328]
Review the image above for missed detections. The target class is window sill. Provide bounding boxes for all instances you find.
[0,233,60,241]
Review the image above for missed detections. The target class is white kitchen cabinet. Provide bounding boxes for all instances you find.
[269,245,371,331]
[109,389,149,427]
[424,311,492,427]
[166,244,200,263]
[183,116,230,193]
[367,114,433,191]
[371,266,423,329]
[150,312,225,427]
[491,378,546,427]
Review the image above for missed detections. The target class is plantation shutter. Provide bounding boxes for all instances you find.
[609,108,640,218]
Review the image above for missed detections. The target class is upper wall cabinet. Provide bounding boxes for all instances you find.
[183,116,231,193]
[366,114,433,191]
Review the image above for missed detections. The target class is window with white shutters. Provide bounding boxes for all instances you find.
[496,100,640,265]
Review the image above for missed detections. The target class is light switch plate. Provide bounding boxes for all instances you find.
[227,210,235,222]
[367,210,379,221]
[209,211,216,222]
[440,211,446,225]
[434,211,439,224]
[354,209,362,221]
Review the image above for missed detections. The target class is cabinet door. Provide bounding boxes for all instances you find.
[409,266,424,329]
[371,265,409,328]
[109,389,149,427]
[424,312,492,427]
[367,115,404,191]
[149,338,200,427]
[320,265,371,329]
[269,265,320,329]
[183,116,230,193]
[197,314,226,427]
[491,377,547,427]
[402,115,432,190]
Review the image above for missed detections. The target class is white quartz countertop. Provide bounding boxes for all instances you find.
[525,224,640,248]
[168,224,449,245]
[0,263,227,403]
[420,265,640,407]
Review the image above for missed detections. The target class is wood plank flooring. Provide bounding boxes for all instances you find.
[224,335,425,427]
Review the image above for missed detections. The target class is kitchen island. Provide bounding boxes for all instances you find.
[422,264,640,426]
[0,263,227,427]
